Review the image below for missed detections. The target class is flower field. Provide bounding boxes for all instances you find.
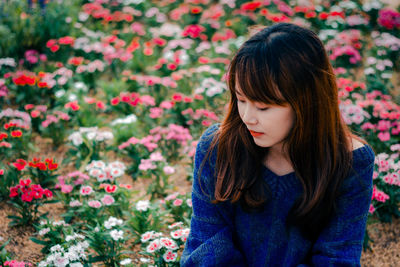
[0,0,399,266]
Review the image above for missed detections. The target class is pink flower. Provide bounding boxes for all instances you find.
[163,166,175,175]
[61,184,73,194]
[138,159,156,171]
[88,200,102,208]
[150,151,164,161]
[160,101,174,109]
[377,131,390,141]
[149,107,163,119]
[69,200,82,207]
[173,199,183,206]
[372,185,390,203]
[80,185,93,195]
[101,194,115,206]
[165,192,179,201]
[369,204,375,214]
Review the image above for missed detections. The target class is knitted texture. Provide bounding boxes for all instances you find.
[181,124,375,267]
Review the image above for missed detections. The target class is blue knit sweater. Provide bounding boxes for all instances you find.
[181,124,375,267]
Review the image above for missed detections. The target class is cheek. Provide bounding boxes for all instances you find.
[237,103,244,119]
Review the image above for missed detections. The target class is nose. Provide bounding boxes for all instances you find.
[241,103,258,125]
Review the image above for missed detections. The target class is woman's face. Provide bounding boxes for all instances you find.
[235,86,295,151]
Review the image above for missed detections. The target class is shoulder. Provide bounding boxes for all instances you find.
[344,142,375,193]
[196,123,220,155]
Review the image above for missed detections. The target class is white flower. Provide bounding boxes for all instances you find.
[120,258,132,265]
[104,216,123,229]
[52,220,66,226]
[39,228,50,236]
[50,244,64,253]
[70,263,83,267]
[55,90,66,98]
[146,239,161,253]
[110,114,137,125]
[65,235,75,242]
[140,257,151,263]
[136,200,150,211]
[54,255,69,267]
[68,132,83,146]
[109,161,126,170]
[109,167,124,178]
[163,166,175,175]
[163,250,178,262]
[110,229,124,241]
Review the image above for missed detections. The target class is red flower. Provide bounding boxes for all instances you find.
[24,104,35,110]
[20,178,32,187]
[21,192,33,202]
[32,190,43,199]
[319,12,329,20]
[43,189,53,198]
[36,162,47,171]
[46,39,57,48]
[68,57,84,66]
[96,101,106,110]
[0,132,8,140]
[111,97,120,106]
[11,130,22,138]
[37,81,48,88]
[191,6,203,14]
[167,63,177,70]
[12,159,27,171]
[182,25,206,38]
[9,187,19,198]
[0,169,4,175]
[50,45,60,53]
[65,101,80,111]
[48,162,58,171]
[105,184,117,193]
[58,36,75,45]
[153,37,167,46]
[241,1,262,11]
[172,93,183,102]
[31,110,40,118]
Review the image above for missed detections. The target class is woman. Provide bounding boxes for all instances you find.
[181,23,374,266]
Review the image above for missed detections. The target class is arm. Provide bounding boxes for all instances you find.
[297,159,374,267]
[181,125,246,267]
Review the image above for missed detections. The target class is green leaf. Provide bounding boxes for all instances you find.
[30,237,50,246]
[88,255,107,263]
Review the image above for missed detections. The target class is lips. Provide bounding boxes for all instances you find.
[249,130,264,137]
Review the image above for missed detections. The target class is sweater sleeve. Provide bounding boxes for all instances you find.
[180,124,247,267]
[297,146,375,267]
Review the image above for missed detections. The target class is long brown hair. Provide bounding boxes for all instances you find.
[201,23,362,241]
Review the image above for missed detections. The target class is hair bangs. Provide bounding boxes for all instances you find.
[233,52,287,106]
